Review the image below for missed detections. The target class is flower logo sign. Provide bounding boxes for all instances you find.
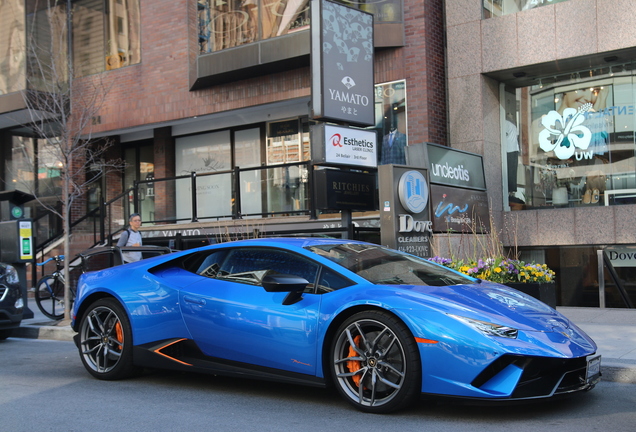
[539,103,592,160]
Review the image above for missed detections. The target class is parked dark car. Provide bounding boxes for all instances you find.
[0,262,23,340]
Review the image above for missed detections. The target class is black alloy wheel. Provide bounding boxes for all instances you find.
[330,310,421,413]
[78,298,140,380]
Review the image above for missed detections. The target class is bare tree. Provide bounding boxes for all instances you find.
[12,1,123,321]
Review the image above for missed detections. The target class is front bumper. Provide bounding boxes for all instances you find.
[0,307,23,329]
[0,285,23,329]
[470,353,601,399]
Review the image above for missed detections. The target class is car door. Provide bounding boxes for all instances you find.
[179,247,322,375]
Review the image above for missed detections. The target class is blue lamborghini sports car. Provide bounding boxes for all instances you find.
[71,238,600,413]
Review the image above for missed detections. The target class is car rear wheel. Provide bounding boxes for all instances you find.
[78,298,140,380]
[330,310,421,413]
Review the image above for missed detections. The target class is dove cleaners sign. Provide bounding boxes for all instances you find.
[379,165,433,258]
[310,0,375,126]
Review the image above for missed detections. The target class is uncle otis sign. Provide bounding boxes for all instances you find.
[379,165,432,258]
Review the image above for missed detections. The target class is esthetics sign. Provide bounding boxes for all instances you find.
[311,123,378,168]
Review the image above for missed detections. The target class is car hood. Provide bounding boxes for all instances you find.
[391,281,570,333]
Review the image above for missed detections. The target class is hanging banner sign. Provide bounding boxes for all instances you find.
[310,0,375,126]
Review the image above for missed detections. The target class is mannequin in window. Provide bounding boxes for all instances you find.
[380,120,407,165]
[505,112,522,203]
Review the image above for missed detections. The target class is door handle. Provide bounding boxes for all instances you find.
[183,295,206,306]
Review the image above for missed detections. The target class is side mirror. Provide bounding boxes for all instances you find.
[262,274,309,305]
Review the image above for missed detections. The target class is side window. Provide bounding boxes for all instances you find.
[194,250,229,277]
[179,249,229,276]
[218,248,319,287]
[316,267,354,294]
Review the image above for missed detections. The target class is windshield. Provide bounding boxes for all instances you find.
[305,243,477,286]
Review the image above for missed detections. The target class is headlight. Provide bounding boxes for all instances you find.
[4,265,20,285]
[449,314,518,339]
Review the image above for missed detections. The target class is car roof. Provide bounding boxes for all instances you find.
[209,237,368,249]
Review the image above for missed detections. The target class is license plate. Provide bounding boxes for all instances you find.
[586,354,601,384]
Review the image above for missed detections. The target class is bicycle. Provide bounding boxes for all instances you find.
[34,255,74,320]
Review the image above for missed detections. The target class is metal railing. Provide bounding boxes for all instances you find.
[34,161,314,253]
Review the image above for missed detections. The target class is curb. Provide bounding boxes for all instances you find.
[13,323,75,342]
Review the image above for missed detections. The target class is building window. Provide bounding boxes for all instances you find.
[518,245,636,308]
[197,0,402,54]
[73,0,141,76]
[124,142,154,223]
[0,0,26,95]
[504,65,636,209]
[375,80,407,166]
[174,121,314,220]
[483,0,571,19]
[5,135,63,198]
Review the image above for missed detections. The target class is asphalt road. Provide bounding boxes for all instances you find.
[2,338,635,432]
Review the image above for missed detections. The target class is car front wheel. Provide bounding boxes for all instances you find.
[78,298,140,380]
[330,310,421,413]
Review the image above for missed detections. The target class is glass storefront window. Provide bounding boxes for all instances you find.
[124,143,154,222]
[6,136,36,194]
[266,118,310,164]
[5,135,63,197]
[505,67,636,209]
[73,0,141,76]
[36,137,64,197]
[483,0,571,19]
[518,245,636,308]
[197,0,402,54]
[374,80,407,165]
[235,127,263,216]
[175,131,233,221]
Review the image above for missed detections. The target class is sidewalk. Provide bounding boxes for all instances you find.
[556,307,636,384]
[13,304,636,384]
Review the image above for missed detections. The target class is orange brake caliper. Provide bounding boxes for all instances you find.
[346,335,362,386]
[115,321,123,351]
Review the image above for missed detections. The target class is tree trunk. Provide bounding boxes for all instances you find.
[63,163,72,322]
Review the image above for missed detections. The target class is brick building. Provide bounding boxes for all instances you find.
[0,0,446,253]
[3,0,636,308]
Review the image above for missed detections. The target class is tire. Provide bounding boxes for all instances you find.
[78,298,140,380]
[0,329,13,340]
[34,275,65,320]
[330,310,422,413]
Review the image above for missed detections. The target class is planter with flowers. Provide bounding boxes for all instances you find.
[429,256,557,308]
